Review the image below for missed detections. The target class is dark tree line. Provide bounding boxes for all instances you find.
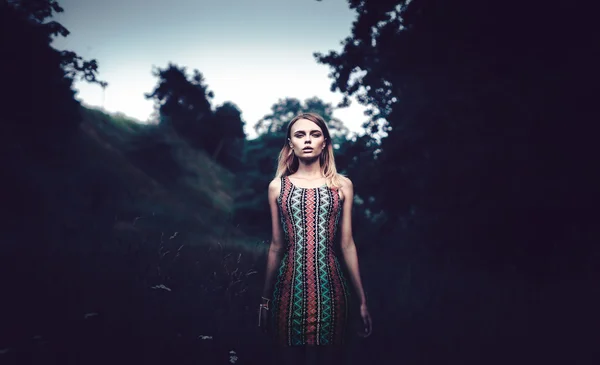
[314,0,597,275]
[1,0,109,250]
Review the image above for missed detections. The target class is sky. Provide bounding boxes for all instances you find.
[50,0,368,139]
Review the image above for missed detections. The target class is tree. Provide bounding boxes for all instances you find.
[211,102,246,170]
[253,97,301,136]
[145,63,214,148]
[145,64,249,170]
[1,0,107,158]
[7,0,107,87]
[315,0,596,272]
[146,64,213,119]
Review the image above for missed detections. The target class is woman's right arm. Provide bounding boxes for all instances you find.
[261,178,285,299]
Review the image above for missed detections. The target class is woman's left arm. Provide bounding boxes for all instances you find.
[339,177,367,305]
[339,177,372,337]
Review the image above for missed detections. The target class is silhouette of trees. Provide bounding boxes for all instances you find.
[145,64,213,144]
[315,0,596,273]
[211,102,245,169]
[253,97,302,135]
[145,63,246,171]
[1,0,106,158]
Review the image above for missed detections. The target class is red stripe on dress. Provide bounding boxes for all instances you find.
[304,189,317,345]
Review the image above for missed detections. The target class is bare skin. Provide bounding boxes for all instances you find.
[261,118,372,364]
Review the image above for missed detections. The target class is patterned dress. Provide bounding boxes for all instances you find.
[271,175,351,347]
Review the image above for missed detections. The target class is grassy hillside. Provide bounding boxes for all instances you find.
[78,107,258,249]
[0,106,271,364]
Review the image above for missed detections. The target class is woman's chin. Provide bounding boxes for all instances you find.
[297,155,319,163]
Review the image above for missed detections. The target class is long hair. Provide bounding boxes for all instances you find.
[274,113,344,188]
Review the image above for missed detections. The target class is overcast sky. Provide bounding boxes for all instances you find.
[50,0,367,139]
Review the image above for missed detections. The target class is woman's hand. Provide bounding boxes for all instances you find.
[357,303,372,338]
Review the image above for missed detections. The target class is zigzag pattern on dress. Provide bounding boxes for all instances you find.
[291,186,305,345]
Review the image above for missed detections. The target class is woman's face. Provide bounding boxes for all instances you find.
[289,118,326,159]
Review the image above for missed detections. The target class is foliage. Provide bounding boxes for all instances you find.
[211,102,246,169]
[145,63,213,144]
[1,104,266,363]
[145,64,246,171]
[234,132,287,238]
[315,0,596,272]
[1,0,106,159]
[7,0,107,86]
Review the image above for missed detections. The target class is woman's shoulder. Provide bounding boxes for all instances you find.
[336,174,353,188]
[268,176,282,194]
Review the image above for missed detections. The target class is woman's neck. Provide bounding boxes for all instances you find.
[294,158,323,179]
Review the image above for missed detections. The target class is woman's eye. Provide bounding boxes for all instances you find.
[294,133,321,138]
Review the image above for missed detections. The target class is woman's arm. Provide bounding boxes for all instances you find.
[339,176,372,337]
[261,178,286,299]
[339,177,368,305]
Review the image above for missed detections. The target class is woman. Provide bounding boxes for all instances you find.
[259,113,372,365]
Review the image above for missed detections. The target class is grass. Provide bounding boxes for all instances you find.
[0,106,272,364]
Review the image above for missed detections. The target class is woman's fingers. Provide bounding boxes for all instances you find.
[357,312,372,337]
[365,315,372,336]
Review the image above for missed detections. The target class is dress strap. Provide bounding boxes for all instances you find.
[280,175,287,197]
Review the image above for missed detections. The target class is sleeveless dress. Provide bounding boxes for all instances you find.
[270,175,351,347]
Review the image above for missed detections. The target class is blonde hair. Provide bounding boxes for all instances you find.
[274,112,345,189]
